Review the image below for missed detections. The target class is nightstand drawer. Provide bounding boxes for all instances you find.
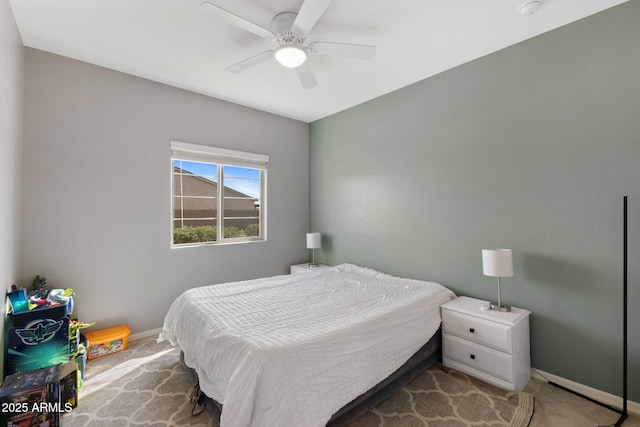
[443,334,512,383]
[442,310,512,353]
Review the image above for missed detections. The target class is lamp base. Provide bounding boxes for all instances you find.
[308,263,319,268]
[488,302,511,312]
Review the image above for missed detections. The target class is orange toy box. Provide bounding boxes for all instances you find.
[84,324,131,360]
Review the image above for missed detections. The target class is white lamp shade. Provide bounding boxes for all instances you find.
[306,232,321,249]
[482,249,513,277]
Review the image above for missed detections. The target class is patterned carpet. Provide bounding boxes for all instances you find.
[350,365,534,427]
[62,337,534,427]
[63,337,211,427]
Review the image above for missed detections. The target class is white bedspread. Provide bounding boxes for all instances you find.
[160,263,455,427]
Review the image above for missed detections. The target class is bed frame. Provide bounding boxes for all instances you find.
[180,327,442,426]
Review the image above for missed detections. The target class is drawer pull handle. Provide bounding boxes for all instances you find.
[470,354,476,360]
[469,328,475,333]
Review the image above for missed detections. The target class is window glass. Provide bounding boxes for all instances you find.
[223,166,261,239]
[171,145,266,246]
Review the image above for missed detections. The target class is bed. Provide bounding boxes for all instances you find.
[160,263,455,427]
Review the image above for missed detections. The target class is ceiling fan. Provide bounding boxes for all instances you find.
[200,0,377,89]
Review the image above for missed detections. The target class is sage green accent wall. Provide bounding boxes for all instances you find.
[310,1,640,400]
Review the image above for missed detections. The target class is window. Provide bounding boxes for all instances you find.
[171,141,267,246]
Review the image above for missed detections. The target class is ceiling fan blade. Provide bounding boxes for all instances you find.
[295,62,317,89]
[226,50,274,73]
[200,2,275,40]
[308,42,376,59]
[291,0,333,38]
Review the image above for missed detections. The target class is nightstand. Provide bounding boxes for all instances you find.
[289,263,329,274]
[441,296,531,391]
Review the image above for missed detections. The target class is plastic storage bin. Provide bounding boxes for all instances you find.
[84,324,131,360]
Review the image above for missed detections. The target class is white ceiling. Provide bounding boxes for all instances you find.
[9,0,628,123]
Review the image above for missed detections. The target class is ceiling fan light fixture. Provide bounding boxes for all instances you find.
[274,45,307,68]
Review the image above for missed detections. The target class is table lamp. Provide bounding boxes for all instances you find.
[307,232,321,267]
[482,249,513,312]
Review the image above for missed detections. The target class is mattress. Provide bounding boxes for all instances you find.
[160,263,455,427]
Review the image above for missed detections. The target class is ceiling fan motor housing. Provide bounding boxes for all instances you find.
[272,12,303,43]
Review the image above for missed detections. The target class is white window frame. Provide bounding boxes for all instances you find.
[171,141,268,247]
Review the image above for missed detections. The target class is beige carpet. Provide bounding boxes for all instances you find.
[352,365,534,427]
[62,337,535,426]
[63,337,210,427]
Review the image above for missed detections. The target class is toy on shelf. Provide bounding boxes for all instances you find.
[69,320,94,387]
[6,275,75,315]
[7,286,29,313]
[48,288,75,315]
[69,320,94,358]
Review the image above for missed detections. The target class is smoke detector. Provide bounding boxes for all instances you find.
[520,0,542,16]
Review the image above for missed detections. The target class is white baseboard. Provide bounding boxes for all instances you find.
[531,368,640,416]
[129,327,163,342]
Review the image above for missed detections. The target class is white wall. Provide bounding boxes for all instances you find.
[0,0,24,371]
[21,49,309,333]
